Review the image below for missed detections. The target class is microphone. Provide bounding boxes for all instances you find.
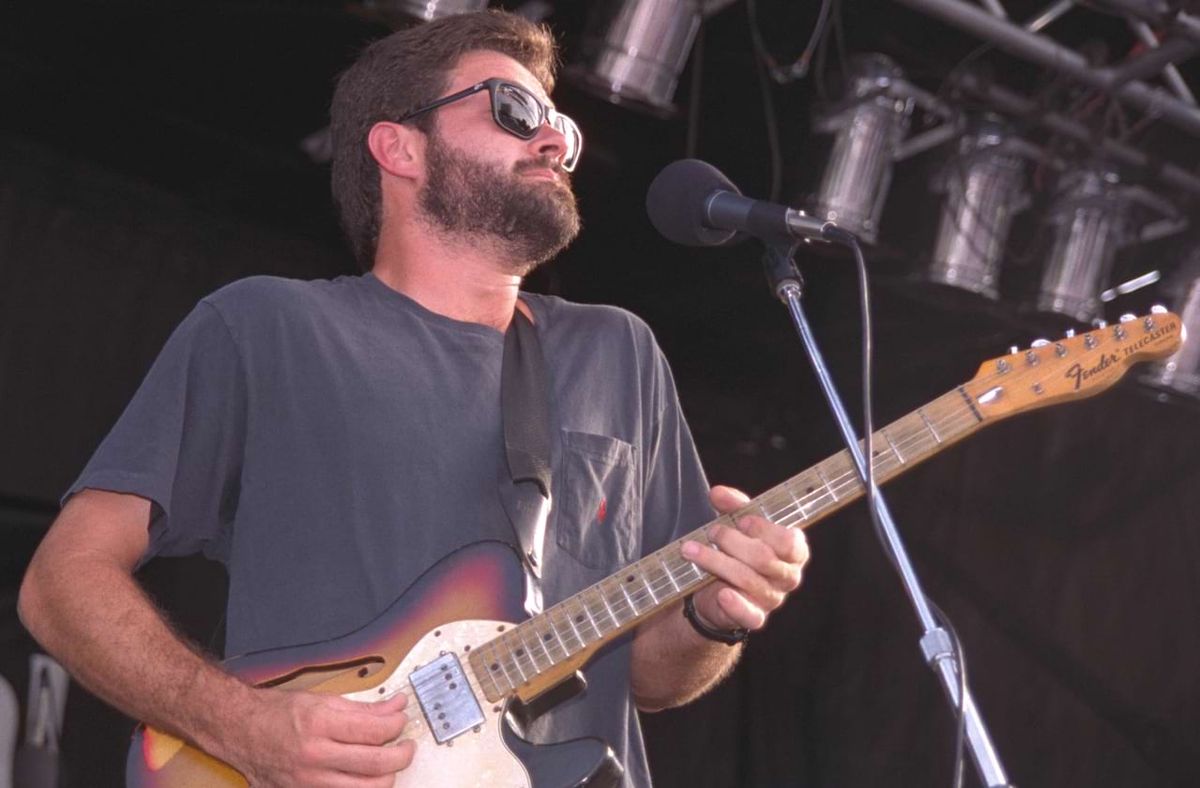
[646,159,849,247]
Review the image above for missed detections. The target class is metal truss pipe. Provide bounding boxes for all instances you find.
[892,0,1200,136]
[1128,21,1197,104]
[1105,35,1200,91]
[954,72,1200,196]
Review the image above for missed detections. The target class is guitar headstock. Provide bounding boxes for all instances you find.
[963,308,1184,421]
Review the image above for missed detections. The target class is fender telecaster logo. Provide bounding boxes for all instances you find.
[1065,354,1120,390]
[1119,321,1177,359]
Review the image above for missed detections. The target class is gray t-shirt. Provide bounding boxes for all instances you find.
[69,273,714,786]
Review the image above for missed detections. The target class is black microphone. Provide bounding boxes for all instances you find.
[646,159,848,247]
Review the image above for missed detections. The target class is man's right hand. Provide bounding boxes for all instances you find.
[219,689,415,787]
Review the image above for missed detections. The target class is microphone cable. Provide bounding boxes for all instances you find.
[843,234,969,788]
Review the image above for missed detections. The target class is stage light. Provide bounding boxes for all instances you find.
[925,114,1029,298]
[566,0,704,117]
[1034,166,1135,322]
[809,54,914,245]
[1142,246,1200,400]
[363,0,489,23]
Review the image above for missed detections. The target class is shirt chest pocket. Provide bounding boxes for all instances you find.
[556,430,639,570]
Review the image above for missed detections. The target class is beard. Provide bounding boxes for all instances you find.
[417,131,582,275]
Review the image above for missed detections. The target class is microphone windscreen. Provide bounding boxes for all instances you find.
[645,159,740,247]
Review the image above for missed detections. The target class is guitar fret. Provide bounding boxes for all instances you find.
[510,631,538,677]
[789,484,809,521]
[560,605,585,650]
[519,627,547,672]
[596,588,619,631]
[659,554,681,594]
[918,407,942,443]
[581,597,603,640]
[616,577,638,619]
[507,639,529,683]
[640,568,659,606]
[482,642,513,695]
[882,427,905,463]
[816,466,839,501]
[548,624,565,659]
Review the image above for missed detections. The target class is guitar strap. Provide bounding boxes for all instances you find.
[499,304,552,616]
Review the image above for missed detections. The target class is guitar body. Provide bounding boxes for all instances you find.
[126,541,620,788]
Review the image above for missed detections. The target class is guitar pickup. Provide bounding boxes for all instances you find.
[409,653,486,745]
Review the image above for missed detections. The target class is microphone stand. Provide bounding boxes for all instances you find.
[761,240,1014,788]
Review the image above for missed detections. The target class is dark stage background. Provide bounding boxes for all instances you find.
[2,1,1199,786]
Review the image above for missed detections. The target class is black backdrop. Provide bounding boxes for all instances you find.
[2,1,1199,786]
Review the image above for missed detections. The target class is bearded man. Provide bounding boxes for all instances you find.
[19,11,808,786]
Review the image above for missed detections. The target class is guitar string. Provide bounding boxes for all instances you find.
[484,401,987,684]
[406,330,1165,743]
[370,331,1158,739]
[385,333,1147,707]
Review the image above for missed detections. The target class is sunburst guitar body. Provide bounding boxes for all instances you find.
[126,541,621,787]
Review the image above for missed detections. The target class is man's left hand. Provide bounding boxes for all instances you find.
[681,485,809,634]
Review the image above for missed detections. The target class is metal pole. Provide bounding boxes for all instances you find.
[1101,35,1200,92]
[1024,0,1073,33]
[953,73,1200,197]
[775,277,1013,788]
[1128,21,1197,104]
[891,0,1200,135]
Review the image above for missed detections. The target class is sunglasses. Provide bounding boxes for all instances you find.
[397,78,583,172]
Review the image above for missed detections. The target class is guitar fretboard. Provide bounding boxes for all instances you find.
[467,386,985,702]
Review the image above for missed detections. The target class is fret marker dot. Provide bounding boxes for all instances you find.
[626,575,634,583]
[515,649,524,657]
[490,663,500,671]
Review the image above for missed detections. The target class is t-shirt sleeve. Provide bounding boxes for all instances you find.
[639,343,715,555]
[64,299,246,565]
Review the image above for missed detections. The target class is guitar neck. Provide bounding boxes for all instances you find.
[467,385,985,702]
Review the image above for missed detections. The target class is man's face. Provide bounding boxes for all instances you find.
[414,51,581,273]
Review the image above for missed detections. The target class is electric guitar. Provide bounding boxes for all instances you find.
[126,310,1184,787]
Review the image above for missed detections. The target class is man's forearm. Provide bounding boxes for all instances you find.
[19,543,255,762]
[630,600,743,712]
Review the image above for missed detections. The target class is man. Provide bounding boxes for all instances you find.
[18,11,808,786]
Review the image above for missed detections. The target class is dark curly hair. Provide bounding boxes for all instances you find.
[330,11,559,269]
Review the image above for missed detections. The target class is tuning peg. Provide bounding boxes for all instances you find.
[1031,339,1050,348]
[1119,313,1137,323]
[1064,328,1076,338]
[1008,345,1019,355]
[1151,304,1168,314]
[1093,319,1108,329]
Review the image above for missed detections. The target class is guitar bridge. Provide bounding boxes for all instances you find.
[409,653,486,745]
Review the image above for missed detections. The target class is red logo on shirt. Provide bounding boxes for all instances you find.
[596,497,608,523]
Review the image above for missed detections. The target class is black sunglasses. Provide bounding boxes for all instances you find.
[397,78,582,172]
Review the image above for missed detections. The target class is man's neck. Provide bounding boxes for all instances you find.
[371,230,530,333]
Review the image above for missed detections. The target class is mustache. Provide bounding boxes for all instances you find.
[514,156,568,178]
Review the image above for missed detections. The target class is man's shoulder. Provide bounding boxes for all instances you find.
[531,294,657,343]
[199,274,364,327]
[203,274,350,309]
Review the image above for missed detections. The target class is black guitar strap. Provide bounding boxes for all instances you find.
[499,304,552,615]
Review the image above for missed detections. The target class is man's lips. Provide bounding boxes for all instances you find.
[521,168,560,181]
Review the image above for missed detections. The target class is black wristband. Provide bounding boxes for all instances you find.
[683,594,748,645]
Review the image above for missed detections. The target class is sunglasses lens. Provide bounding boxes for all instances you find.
[494,84,542,138]
[556,116,583,172]
[492,82,583,171]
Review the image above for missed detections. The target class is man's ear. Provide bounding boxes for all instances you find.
[367,121,424,179]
